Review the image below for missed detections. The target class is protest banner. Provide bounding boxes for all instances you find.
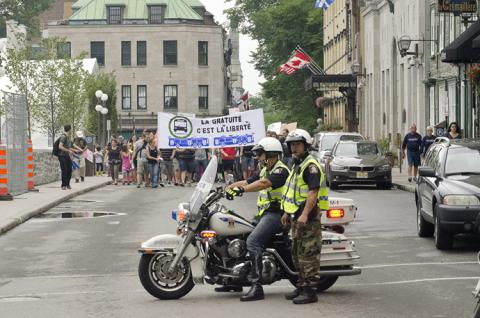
[158,109,266,149]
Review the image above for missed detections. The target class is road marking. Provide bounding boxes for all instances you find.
[337,276,479,287]
[360,261,477,269]
[108,221,120,225]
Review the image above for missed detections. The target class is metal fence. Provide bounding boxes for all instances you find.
[3,91,27,195]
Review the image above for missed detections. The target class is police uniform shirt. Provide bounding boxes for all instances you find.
[247,165,289,212]
[303,163,321,190]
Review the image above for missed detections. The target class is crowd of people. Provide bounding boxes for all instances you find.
[90,128,294,188]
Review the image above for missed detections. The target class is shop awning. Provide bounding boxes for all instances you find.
[442,21,480,63]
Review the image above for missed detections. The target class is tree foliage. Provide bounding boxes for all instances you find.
[0,0,54,37]
[226,0,323,131]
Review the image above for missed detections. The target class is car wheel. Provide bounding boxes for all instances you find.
[434,208,453,250]
[417,200,434,238]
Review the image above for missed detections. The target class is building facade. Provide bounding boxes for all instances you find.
[47,0,228,135]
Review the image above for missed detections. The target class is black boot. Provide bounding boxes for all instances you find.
[292,287,318,304]
[285,288,302,300]
[240,254,264,302]
[214,285,243,292]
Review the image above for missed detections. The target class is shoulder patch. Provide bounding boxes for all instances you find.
[308,164,319,174]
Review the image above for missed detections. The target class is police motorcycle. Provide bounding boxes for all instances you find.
[138,155,361,300]
[473,252,480,318]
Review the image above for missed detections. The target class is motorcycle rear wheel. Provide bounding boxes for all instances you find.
[138,254,194,300]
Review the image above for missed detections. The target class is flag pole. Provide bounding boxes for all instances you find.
[296,46,326,75]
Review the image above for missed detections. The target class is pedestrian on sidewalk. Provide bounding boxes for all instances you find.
[94,146,103,176]
[420,126,436,157]
[72,131,87,183]
[121,145,132,185]
[402,123,422,183]
[58,124,73,190]
[446,122,462,140]
[146,139,161,188]
[107,139,122,185]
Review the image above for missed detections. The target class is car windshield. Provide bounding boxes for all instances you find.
[335,143,379,156]
[445,147,480,175]
[320,134,362,151]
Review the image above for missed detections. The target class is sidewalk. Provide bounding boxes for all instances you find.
[392,167,415,193]
[0,176,111,235]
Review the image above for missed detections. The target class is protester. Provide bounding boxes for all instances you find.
[240,145,255,180]
[279,129,292,167]
[420,126,436,157]
[401,123,422,183]
[103,146,110,177]
[128,136,137,183]
[177,148,195,186]
[221,147,236,182]
[172,149,182,186]
[194,148,209,182]
[160,148,175,186]
[134,134,149,188]
[121,145,132,185]
[266,131,278,139]
[72,131,87,183]
[146,138,161,188]
[94,146,104,176]
[446,122,462,139]
[107,139,122,185]
[58,124,73,190]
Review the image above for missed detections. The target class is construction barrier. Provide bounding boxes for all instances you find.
[0,144,13,200]
[26,140,38,192]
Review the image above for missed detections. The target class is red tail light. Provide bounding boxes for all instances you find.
[327,208,345,218]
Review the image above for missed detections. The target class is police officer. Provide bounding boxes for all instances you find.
[222,137,290,301]
[281,129,328,305]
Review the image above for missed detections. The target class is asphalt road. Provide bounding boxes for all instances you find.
[0,183,479,318]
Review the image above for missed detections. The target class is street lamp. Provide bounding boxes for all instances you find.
[94,90,108,146]
[397,35,437,58]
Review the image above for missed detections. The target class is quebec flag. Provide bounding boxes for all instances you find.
[315,0,335,10]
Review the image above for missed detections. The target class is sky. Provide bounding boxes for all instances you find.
[200,0,264,96]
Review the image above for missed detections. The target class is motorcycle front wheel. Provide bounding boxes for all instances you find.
[138,253,194,300]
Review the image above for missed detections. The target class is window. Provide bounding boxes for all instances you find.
[90,41,105,66]
[149,6,163,24]
[107,6,122,24]
[57,42,71,59]
[164,41,177,65]
[164,85,178,109]
[439,13,445,52]
[430,7,436,56]
[121,41,131,66]
[121,85,131,110]
[199,85,208,109]
[137,41,147,66]
[198,41,208,65]
[137,85,147,110]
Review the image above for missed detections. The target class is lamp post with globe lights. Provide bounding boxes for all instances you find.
[95,90,109,146]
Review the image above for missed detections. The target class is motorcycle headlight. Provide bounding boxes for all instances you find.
[331,164,348,172]
[442,195,480,206]
[378,164,391,172]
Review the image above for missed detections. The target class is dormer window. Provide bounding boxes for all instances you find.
[107,6,122,24]
[149,6,163,24]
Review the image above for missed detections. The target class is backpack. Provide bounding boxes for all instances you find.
[133,142,147,164]
[52,137,61,157]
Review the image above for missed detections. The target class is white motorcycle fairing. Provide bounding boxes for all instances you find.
[139,234,204,284]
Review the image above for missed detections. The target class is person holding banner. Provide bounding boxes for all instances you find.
[222,137,290,302]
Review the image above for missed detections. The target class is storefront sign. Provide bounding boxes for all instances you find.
[438,0,477,13]
[158,109,266,149]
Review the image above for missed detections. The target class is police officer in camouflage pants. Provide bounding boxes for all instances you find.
[281,129,329,305]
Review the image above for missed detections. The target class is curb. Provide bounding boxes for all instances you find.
[393,182,415,193]
[0,181,111,235]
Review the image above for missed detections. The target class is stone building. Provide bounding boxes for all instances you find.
[46,0,229,136]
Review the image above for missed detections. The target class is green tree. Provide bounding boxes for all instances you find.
[84,72,118,137]
[227,0,323,131]
[0,0,54,37]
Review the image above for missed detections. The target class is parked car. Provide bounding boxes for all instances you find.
[324,140,392,190]
[415,138,480,250]
[314,132,364,172]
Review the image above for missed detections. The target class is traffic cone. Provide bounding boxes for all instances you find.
[0,144,13,200]
[26,140,39,192]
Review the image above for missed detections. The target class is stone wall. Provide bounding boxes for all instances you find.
[33,150,60,186]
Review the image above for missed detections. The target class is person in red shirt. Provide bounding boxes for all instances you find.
[221,147,236,181]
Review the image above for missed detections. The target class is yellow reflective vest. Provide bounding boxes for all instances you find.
[256,160,290,217]
[281,154,329,214]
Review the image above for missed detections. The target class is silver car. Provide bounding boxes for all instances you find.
[314,132,364,173]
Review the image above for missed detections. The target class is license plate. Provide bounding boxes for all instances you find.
[356,172,368,178]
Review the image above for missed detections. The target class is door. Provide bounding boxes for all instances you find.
[419,146,440,218]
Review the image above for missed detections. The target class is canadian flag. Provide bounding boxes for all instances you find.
[278,50,311,75]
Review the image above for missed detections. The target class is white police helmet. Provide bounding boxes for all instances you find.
[252,137,283,156]
[285,129,313,146]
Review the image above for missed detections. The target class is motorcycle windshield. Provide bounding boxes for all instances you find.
[189,155,218,217]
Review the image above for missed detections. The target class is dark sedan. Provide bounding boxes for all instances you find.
[416,138,480,250]
[324,141,392,190]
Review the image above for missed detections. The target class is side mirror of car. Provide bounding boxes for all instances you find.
[418,166,436,178]
[324,150,332,158]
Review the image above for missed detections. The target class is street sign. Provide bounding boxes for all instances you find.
[437,0,476,13]
[305,74,357,92]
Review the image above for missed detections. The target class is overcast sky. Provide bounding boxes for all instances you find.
[200,0,264,96]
